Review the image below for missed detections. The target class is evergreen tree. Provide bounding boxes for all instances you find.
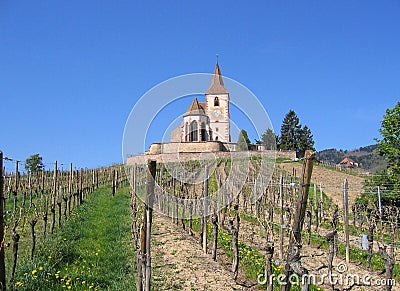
[279,110,315,157]
[279,110,302,151]
[257,128,278,150]
[298,125,315,157]
[237,129,251,151]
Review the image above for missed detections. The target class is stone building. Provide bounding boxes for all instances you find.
[170,62,230,143]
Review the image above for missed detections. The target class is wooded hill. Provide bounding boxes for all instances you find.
[317,144,387,173]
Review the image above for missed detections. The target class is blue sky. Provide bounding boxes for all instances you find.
[1,1,399,170]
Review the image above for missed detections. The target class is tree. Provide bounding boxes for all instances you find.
[25,154,43,174]
[280,110,302,152]
[376,101,400,185]
[298,125,315,157]
[237,129,251,151]
[279,110,315,157]
[358,102,400,207]
[257,128,278,150]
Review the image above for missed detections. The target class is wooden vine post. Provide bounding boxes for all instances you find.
[13,160,19,212]
[319,183,324,219]
[203,166,209,254]
[0,151,6,289]
[313,183,319,231]
[145,160,156,291]
[79,168,83,204]
[282,150,315,291]
[50,161,57,235]
[279,175,284,260]
[343,178,350,264]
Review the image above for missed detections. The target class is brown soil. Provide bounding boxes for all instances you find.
[151,213,244,291]
[278,162,366,206]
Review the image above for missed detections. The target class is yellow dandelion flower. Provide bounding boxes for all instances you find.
[67,286,71,290]
[32,269,37,275]
[48,256,52,259]
[15,281,23,287]
[38,266,43,271]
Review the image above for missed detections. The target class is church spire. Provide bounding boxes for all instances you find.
[206,61,228,94]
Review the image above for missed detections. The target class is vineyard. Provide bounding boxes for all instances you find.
[128,152,399,291]
[0,150,399,290]
[0,151,129,290]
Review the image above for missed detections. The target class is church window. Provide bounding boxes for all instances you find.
[189,121,198,141]
[214,97,219,106]
[201,122,207,141]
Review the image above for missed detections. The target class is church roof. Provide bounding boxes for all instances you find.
[184,98,206,116]
[206,63,228,94]
[198,102,207,110]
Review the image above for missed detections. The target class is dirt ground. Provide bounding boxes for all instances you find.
[278,162,366,206]
[151,213,245,290]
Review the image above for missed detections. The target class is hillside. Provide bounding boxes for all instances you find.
[317,144,387,173]
[278,162,365,206]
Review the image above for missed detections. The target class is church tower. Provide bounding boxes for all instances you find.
[205,62,230,142]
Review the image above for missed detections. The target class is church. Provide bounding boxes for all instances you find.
[170,62,230,143]
[147,62,237,155]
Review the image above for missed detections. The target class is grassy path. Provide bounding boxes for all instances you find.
[13,186,136,290]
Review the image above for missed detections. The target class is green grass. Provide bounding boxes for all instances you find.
[12,185,136,290]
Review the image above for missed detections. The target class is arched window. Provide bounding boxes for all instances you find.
[189,121,198,142]
[185,122,189,141]
[214,97,219,107]
[201,122,207,141]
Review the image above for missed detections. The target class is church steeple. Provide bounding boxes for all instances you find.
[206,62,228,94]
[205,61,230,143]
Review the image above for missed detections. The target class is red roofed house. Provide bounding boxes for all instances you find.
[338,157,362,168]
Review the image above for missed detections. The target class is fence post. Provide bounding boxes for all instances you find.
[0,151,6,289]
[279,175,284,260]
[282,150,315,291]
[203,166,209,254]
[343,178,350,264]
[50,161,57,234]
[320,183,324,219]
[13,160,19,212]
[145,160,156,291]
[378,185,382,216]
